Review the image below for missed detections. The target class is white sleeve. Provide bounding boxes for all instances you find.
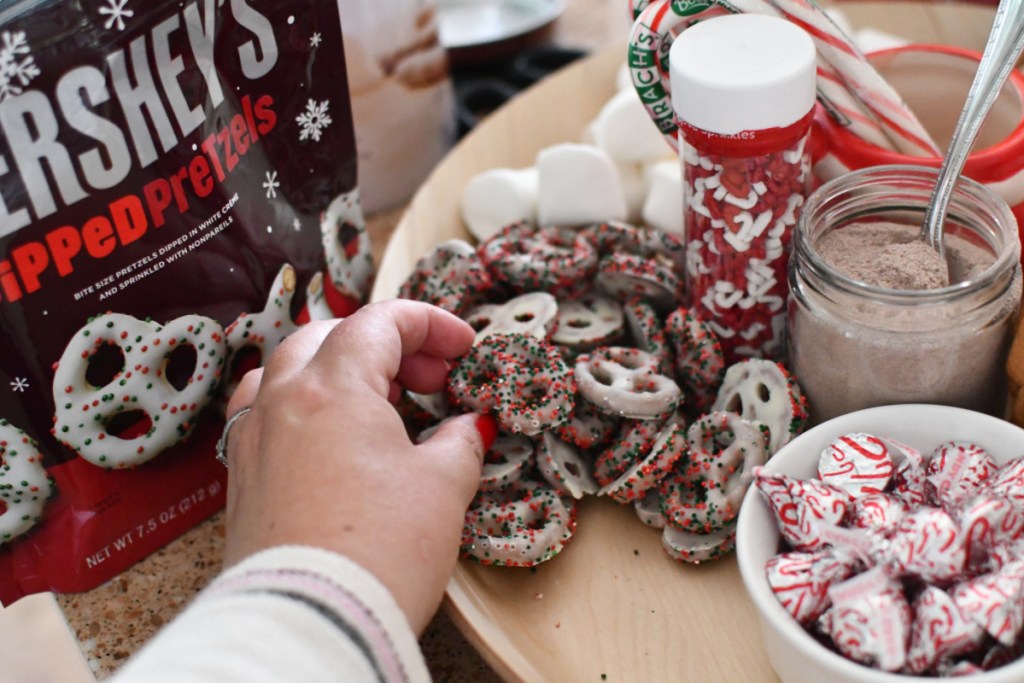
[109,545,431,683]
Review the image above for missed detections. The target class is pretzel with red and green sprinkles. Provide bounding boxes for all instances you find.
[599,418,688,504]
[661,519,737,564]
[446,333,576,436]
[658,411,766,535]
[398,238,492,316]
[575,346,681,420]
[478,222,597,298]
[710,358,808,454]
[583,220,686,271]
[634,488,667,529]
[595,253,681,313]
[554,400,619,452]
[52,312,226,469]
[683,411,768,526]
[664,306,725,412]
[460,478,578,567]
[592,417,668,487]
[623,297,672,375]
[0,419,55,545]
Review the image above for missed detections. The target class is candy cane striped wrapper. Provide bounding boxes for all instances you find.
[627,0,725,151]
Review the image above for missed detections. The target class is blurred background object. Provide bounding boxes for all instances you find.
[338,0,459,212]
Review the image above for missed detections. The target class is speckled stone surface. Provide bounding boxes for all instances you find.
[58,512,501,681]
[57,514,226,678]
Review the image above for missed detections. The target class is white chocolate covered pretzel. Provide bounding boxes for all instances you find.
[661,519,737,564]
[575,346,681,420]
[681,411,768,527]
[53,312,226,469]
[551,294,624,351]
[480,434,536,492]
[223,264,301,401]
[461,479,577,567]
[599,419,687,504]
[623,297,671,375]
[538,432,598,500]
[595,253,681,312]
[321,189,374,301]
[399,238,492,316]
[664,306,724,411]
[447,333,576,436]
[711,358,808,454]
[466,292,558,344]
[479,222,597,298]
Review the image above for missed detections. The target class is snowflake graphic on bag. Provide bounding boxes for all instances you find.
[296,98,332,142]
[99,0,135,31]
[0,30,39,102]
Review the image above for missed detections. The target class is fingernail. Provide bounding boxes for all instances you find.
[474,413,498,452]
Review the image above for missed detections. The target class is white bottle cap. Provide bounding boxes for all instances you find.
[669,14,817,135]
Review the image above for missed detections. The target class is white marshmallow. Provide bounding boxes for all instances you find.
[581,119,598,146]
[536,143,628,226]
[592,88,673,165]
[641,159,683,236]
[460,167,539,242]
[617,161,648,223]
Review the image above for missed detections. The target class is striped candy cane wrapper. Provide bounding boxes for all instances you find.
[628,0,728,151]
[627,0,939,155]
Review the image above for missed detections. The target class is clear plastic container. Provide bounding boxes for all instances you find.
[670,14,817,364]
[788,165,1022,424]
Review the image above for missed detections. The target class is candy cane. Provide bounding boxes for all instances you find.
[757,0,938,155]
[717,0,899,151]
[627,0,939,154]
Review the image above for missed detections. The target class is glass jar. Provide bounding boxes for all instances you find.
[788,165,1022,424]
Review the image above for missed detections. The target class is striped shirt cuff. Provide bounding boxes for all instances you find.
[204,545,431,683]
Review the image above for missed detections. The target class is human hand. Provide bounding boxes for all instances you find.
[221,299,494,633]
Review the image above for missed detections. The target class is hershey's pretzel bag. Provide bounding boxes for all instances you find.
[0,0,372,603]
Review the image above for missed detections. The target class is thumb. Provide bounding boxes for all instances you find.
[416,413,497,500]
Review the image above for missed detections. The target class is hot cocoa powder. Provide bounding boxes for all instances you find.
[790,221,1020,423]
[815,222,988,289]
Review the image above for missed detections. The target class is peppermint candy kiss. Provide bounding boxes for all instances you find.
[818,432,894,497]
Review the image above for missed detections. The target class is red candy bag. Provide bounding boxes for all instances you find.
[0,0,371,604]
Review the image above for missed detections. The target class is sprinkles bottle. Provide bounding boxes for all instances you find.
[670,14,816,364]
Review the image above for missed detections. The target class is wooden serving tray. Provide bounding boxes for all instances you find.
[370,3,1004,679]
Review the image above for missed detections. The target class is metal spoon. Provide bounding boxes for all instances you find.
[923,0,1024,261]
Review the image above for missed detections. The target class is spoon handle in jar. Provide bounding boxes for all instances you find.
[923,0,1024,257]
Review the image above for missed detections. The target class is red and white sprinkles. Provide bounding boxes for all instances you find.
[757,433,1024,675]
[52,312,226,469]
[398,218,811,567]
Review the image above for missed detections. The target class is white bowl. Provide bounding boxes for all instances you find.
[736,403,1024,683]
